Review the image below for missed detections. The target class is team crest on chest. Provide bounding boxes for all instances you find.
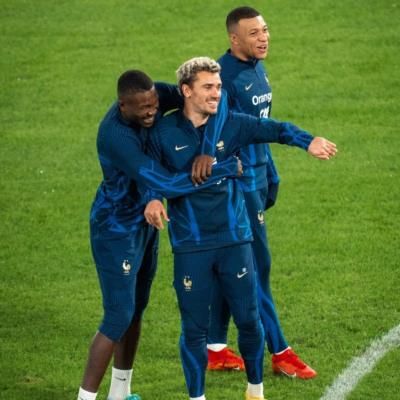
[216,140,225,152]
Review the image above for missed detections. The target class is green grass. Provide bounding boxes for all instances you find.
[1,0,399,399]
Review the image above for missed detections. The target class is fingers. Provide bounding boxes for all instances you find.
[191,155,214,184]
[308,137,338,160]
[144,200,169,230]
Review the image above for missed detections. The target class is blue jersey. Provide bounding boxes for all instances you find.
[90,83,238,236]
[147,110,313,253]
[217,50,279,192]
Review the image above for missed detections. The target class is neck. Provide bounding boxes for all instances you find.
[183,106,210,128]
[230,46,251,62]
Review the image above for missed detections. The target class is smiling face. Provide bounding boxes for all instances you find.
[181,71,222,117]
[230,15,270,61]
[118,87,159,128]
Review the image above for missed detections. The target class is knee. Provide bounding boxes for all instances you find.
[233,304,260,332]
[99,305,135,341]
[181,313,208,348]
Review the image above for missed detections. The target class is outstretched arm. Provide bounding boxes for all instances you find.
[234,114,337,160]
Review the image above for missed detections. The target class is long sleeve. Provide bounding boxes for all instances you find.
[232,114,314,151]
[144,123,240,199]
[99,124,239,200]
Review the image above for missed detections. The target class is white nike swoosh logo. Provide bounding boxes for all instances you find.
[237,271,248,279]
[175,145,189,151]
[245,83,253,91]
[278,367,297,378]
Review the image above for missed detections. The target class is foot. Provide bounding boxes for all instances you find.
[245,391,266,400]
[125,395,141,400]
[207,347,245,371]
[272,348,317,379]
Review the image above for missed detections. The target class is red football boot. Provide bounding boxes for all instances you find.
[272,348,317,379]
[207,347,245,371]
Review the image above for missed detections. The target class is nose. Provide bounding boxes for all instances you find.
[259,30,269,42]
[212,87,221,99]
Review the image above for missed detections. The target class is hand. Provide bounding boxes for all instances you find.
[307,137,337,160]
[191,155,214,185]
[144,200,169,230]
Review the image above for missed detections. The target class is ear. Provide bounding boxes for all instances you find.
[181,83,192,99]
[118,98,125,110]
[230,32,239,46]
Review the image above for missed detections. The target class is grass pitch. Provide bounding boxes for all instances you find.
[1,1,399,399]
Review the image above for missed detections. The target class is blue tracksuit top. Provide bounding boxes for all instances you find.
[147,110,313,253]
[90,83,238,236]
[217,50,279,192]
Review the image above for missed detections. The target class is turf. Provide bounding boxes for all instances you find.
[1,1,399,399]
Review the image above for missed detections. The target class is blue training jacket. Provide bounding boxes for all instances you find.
[147,109,313,253]
[90,83,238,236]
[202,50,279,192]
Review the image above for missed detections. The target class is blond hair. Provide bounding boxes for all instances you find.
[176,57,221,90]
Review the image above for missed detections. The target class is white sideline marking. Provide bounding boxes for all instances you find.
[320,324,400,400]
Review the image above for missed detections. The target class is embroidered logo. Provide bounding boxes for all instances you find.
[257,210,264,225]
[245,83,254,91]
[175,145,189,151]
[216,140,225,152]
[122,260,131,275]
[183,276,193,291]
[237,268,248,279]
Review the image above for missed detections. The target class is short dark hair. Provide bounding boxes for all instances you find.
[117,70,154,98]
[226,6,261,32]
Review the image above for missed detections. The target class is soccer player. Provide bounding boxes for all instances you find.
[202,6,318,378]
[144,57,336,400]
[76,70,241,400]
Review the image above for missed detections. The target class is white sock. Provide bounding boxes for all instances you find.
[207,343,227,352]
[108,367,133,400]
[274,346,290,356]
[247,382,264,398]
[78,387,97,400]
[190,396,206,400]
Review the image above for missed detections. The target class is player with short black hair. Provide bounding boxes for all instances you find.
[76,70,240,400]
[202,6,318,379]
[117,70,154,97]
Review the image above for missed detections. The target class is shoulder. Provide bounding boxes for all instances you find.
[226,111,259,128]
[150,110,181,141]
[155,110,180,130]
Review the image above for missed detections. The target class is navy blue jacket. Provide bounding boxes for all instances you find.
[147,109,313,252]
[217,50,279,192]
[90,84,238,236]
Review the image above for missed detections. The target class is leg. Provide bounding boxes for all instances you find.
[244,189,288,354]
[246,189,317,379]
[81,332,115,392]
[207,282,244,371]
[113,228,159,369]
[174,250,215,398]
[216,244,265,386]
[208,281,230,345]
[79,227,151,396]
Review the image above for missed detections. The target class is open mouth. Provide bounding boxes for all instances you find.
[142,117,155,126]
